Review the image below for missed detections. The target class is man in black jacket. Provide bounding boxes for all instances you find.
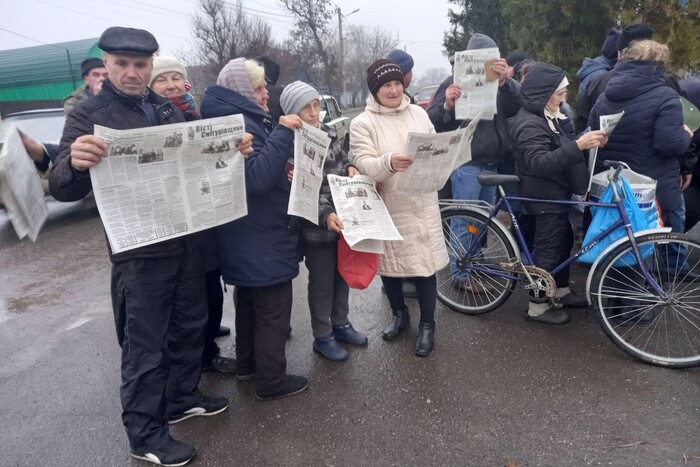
[428,33,520,205]
[49,27,227,467]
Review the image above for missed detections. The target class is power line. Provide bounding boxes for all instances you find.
[32,0,186,40]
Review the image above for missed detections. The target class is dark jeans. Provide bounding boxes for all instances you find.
[303,239,350,339]
[234,281,293,396]
[534,212,573,289]
[202,268,224,365]
[380,274,437,325]
[112,249,207,452]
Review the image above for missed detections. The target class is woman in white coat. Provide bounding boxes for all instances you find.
[350,59,449,357]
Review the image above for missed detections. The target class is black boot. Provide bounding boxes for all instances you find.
[382,307,410,340]
[415,322,435,357]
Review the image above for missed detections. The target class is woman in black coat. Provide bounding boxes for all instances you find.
[510,63,607,324]
[589,40,693,235]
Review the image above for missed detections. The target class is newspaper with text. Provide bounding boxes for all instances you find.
[91,115,247,254]
[327,174,403,253]
[587,111,625,191]
[287,123,331,224]
[395,116,481,193]
[454,47,500,120]
[0,124,48,242]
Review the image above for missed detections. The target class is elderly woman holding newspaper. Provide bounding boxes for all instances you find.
[510,62,607,324]
[350,59,447,357]
[280,81,368,362]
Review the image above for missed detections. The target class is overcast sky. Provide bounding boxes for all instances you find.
[1,0,453,81]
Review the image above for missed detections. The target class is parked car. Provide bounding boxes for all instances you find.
[319,95,351,150]
[415,84,440,110]
[0,108,65,197]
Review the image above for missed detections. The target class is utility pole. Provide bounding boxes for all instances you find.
[338,7,345,108]
[337,7,359,109]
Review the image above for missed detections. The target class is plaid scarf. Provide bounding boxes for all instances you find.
[170,92,201,120]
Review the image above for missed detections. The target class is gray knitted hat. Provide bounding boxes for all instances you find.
[280,81,320,116]
[216,58,256,102]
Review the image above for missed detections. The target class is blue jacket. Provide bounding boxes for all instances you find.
[200,84,298,287]
[589,60,692,212]
[576,56,614,117]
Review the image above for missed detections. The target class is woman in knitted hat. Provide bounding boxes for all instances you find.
[280,81,368,362]
[150,56,201,121]
[349,59,447,357]
[200,58,308,401]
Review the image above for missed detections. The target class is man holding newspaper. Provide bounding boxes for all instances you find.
[48,27,252,466]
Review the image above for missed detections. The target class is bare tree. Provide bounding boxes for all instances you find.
[345,25,398,106]
[280,0,338,94]
[191,0,275,82]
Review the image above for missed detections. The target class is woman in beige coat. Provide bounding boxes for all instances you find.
[350,59,448,357]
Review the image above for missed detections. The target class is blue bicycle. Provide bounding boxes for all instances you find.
[437,162,700,368]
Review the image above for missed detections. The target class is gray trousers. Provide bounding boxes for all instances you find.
[303,239,350,339]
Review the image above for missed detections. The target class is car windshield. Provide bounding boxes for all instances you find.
[4,112,65,144]
[416,86,438,101]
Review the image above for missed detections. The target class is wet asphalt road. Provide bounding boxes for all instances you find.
[1,198,699,467]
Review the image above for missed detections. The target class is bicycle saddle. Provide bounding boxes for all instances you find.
[476,171,521,186]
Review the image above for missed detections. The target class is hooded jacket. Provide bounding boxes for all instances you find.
[200,84,298,287]
[589,60,692,212]
[510,63,588,214]
[350,94,448,277]
[427,33,520,166]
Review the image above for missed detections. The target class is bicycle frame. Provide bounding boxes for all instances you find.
[445,180,667,298]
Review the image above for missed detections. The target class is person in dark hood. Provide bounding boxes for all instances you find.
[258,55,284,124]
[589,40,693,236]
[680,76,700,230]
[575,28,621,125]
[511,63,607,324]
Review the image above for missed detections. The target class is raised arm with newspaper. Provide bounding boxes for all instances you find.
[90,115,247,254]
[287,122,331,224]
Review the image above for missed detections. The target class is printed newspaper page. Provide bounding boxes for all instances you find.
[453,47,500,120]
[287,122,331,224]
[396,129,465,193]
[327,174,403,253]
[0,123,48,242]
[587,111,625,191]
[395,116,481,194]
[91,115,247,254]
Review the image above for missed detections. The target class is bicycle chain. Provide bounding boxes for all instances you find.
[499,261,557,299]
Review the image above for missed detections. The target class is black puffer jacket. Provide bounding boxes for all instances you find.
[589,60,692,212]
[49,79,195,263]
[510,63,588,214]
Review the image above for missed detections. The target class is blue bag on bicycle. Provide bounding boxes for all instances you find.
[579,176,654,265]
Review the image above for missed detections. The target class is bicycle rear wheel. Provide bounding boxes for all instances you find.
[590,232,700,368]
[437,209,516,315]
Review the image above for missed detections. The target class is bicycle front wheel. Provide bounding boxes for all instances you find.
[590,232,700,368]
[437,209,516,315]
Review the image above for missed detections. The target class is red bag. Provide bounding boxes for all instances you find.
[337,236,379,289]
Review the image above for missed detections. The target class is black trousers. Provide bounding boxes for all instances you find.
[202,268,224,364]
[380,274,437,325]
[112,249,207,452]
[234,281,292,396]
[534,212,573,289]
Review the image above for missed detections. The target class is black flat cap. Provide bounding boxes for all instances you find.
[98,27,159,56]
[80,57,104,77]
[617,23,653,52]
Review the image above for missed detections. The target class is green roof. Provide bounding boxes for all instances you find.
[0,38,102,102]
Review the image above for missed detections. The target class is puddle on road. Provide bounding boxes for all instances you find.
[5,292,56,314]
